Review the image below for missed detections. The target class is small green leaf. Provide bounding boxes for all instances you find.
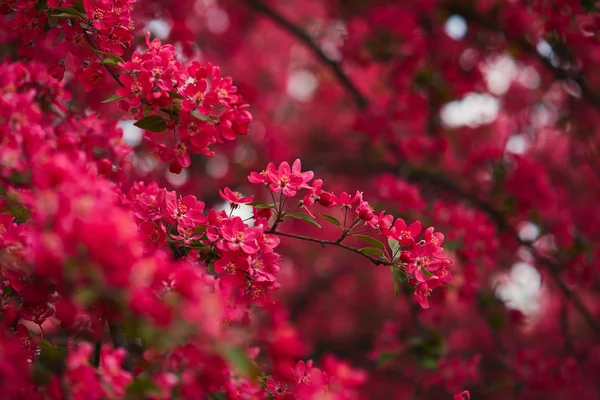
[79,22,90,29]
[191,109,210,121]
[126,376,160,395]
[35,0,48,12]
[286,212,321,228]
[248,201,275,209]
[391,266,405,299]
[222,347,260,378]
[489,312,505,331]
[320,213,342,228]
[581,0,599,12]
[359,247,385,257]
[134,115,168,132]
[101,94,123,103]
[169,91,184,100]
[50,12,81,18]
[49,7,83,15]
[388,238,401,259]
[377,351,398,366]
[355,234,385,250]
[38,341,67,372]
[102,58,120,67]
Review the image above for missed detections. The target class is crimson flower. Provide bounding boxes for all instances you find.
[219,187,254,205]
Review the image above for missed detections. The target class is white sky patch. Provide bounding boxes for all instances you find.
[445,15,468,40]
[505,135,528,155]
[484,55,518,95]
[518,66,541,90]
[119,120,143,147]
[287,69,318,102]
[440,93,500,128]
[216,200,254,226]
[145,19,171,40]
[518,221,540,242]
[166,168,189,187]
[493,262,543,317]
[537,40,554,59]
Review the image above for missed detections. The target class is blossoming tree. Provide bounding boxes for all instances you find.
[1,0,599,399]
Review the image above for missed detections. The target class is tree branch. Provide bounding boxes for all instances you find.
[82,30,124,87]
[108,321,133,372]
[240,0,600,335]
[444,1,600,109]
[240,0,368,109]
[270,230,389,266]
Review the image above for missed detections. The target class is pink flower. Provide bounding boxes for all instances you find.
[163,192,206,228]
[425,226,445,246]
[266,161,306,197]
[392,218,421,246]
[216,217,262,254]
[219,187,254,205]
[454,390,470,400]
[413,278,442,309]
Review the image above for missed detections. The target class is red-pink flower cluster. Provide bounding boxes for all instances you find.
[248,160,453,308]
[116,33,252,173]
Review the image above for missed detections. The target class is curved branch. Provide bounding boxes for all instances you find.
[270,230,389,266]
[445,2,600,109]
[240,0,368,109]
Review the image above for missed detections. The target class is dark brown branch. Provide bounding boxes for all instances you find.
[240,0,600,335]
[108,321,133,372]
[396,157,600,335]
[270,230,389,266]
[82,30,124,87]
[240,0,368,109]
[445,2,600,109]
[60,374,74,400]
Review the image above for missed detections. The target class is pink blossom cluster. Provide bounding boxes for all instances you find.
[116,33,252,173]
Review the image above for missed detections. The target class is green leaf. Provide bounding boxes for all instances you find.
[49,7,83,15]
[50,12,81,18]
[388,238,401,259]
[359,247,385,257]
[191,109,210,121]
[102,58,120,67]
[169,91,184,100]
[320,213,342,228]
[222,347,260,378]
[391,266,405,299]
[581,0,599,11]
[101,94,123,103]
[286,212,321,228]
[134,115,168,133]
[377,351,398,366]
[355,234,385,250]
[420,356,439,370]
[35,0,48,12]
[207,262,218,277]
[248,201,275,209]
[489,312,505,331]
[126,376,160,396]
[38,341,67,373]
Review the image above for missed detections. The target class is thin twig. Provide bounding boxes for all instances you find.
[60,374,74,400]
[108,321,133,372]
[270,230,390,266]
[241,0,368,109]
[82,30,124,87]
[445,2,600,109]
